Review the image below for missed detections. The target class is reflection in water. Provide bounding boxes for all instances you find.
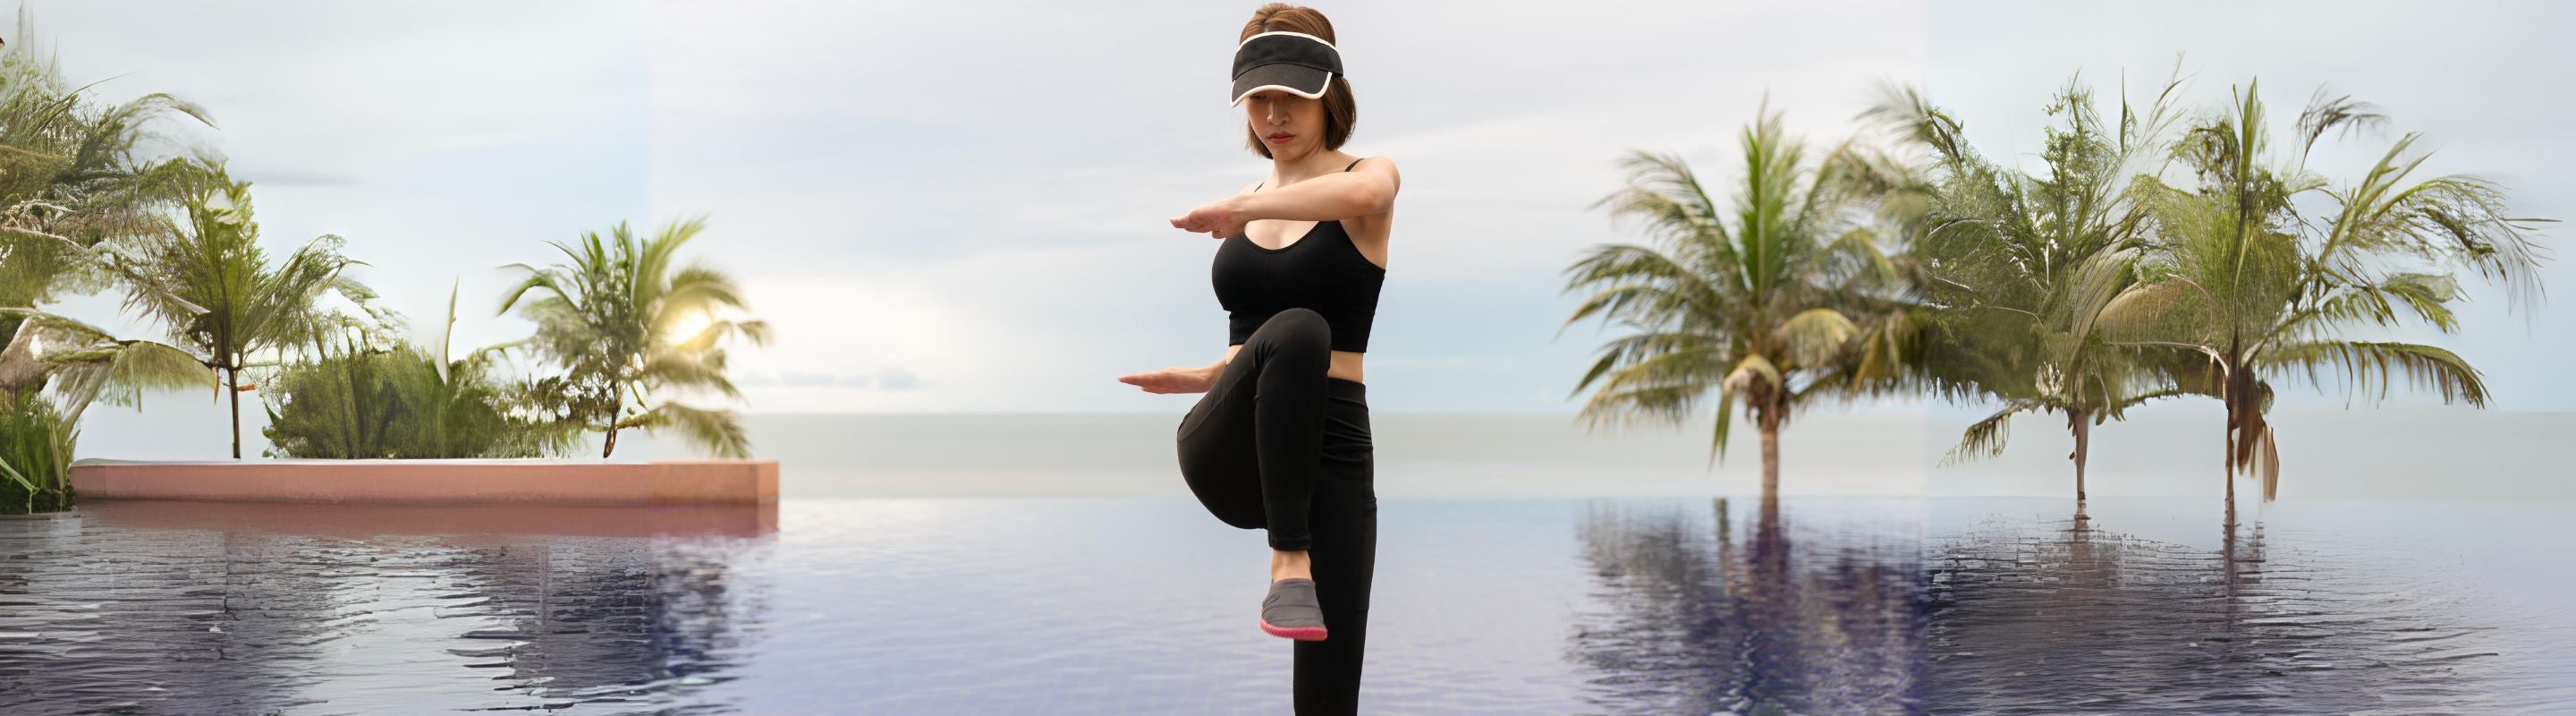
[0,496,2554,713]
[1926,504,2504,713]
[1570,499,2516,715]
[0,500,775,714]
[1569,498,1928,714]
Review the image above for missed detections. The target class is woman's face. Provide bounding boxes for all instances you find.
[1242,90,1326,159]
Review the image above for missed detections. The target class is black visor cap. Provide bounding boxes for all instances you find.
[1230,31,1341,106]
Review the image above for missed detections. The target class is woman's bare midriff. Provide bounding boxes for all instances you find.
[1222,344,1364,385]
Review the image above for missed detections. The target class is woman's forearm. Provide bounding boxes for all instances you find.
[1227,171,1393,221]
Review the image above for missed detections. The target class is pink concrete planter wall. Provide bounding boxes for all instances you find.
[77,499,779,538]
[67,458,779,507]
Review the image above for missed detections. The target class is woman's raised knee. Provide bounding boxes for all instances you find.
[1254,308,1331,353]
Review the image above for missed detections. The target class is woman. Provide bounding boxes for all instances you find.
[1114,4,1399,713]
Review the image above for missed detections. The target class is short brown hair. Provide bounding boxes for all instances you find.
[1239,4,1357,158]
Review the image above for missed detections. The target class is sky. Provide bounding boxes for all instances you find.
[15,1,2574,451]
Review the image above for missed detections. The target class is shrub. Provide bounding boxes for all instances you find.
[259,341,578,459]
[0,390,78,514]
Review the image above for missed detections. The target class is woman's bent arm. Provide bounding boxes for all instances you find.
[1230,159,1400,221]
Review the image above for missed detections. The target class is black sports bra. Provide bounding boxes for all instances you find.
[1210,157,1387,353]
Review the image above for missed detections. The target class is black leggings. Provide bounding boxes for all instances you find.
[1175,307,1378,715]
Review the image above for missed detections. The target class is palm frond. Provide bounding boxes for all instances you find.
[1776,307,1857,370]
[1557,243,1731,334]
[2258,339,2488,406]
[1941,400,2041,465]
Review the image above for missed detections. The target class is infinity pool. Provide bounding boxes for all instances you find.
[3,496,2570,714]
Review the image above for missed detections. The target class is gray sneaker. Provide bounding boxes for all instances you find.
[1260,577,1328,641]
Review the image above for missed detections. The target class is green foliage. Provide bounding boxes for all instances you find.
[260,280,580,459]
[1,7,211,358]
[258,339,576,459]
[0,389,77,514]
[496,217,773,458]
[1560,105,1921,483]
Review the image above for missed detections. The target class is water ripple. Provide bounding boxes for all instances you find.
[1563,498,2563,715]
[0,502,775,715]
[0,495,2566,714]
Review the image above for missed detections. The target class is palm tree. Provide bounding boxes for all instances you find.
[1560,107,1919,499]
[2100,81,2551,514]
[2,9,212,355]
[496,216,773,458]
[1868,72,2200,500]
[116,158,375,457]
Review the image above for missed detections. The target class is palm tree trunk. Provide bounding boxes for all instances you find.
[2222,417,2240,544]
[1758,415,1781,501]
[2221,359,2256,520]
[226,367,242,459]
[602,382,627,458]
[2221,408,2236,517]
[2067,408,2090,502]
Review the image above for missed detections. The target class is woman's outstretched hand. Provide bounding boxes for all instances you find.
[1119,365,1217,394]
[1170,197,1249,239]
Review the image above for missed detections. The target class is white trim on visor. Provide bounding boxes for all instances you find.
[1231,72,1332,107]
[1237,30,1336,50]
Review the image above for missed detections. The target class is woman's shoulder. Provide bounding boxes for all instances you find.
[1344,153,1400,174]
[1339,153,1398,249]
[1345,154,1399,220]
[1346,154,1400,206]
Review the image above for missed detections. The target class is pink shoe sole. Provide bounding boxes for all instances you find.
[1260,618,1328,641]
